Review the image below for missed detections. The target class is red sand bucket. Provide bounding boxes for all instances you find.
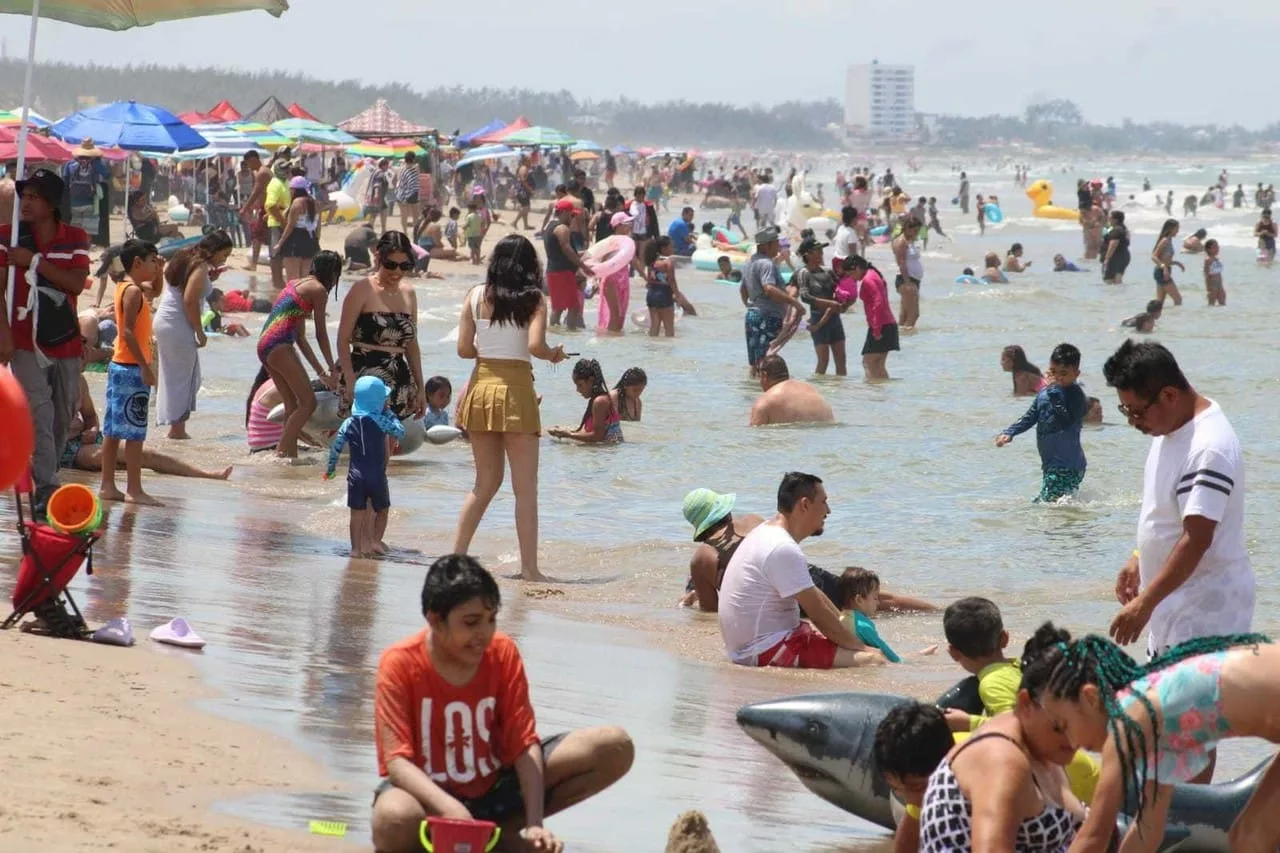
[418,817,501,853]
[45,484,103,535]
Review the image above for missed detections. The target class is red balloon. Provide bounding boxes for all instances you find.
[0,370,34,491]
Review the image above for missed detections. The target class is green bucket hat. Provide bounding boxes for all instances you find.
[682,489,736,541]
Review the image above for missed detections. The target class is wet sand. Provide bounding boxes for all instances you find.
[0,630,344,853]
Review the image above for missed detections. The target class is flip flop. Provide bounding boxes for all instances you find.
[91,617,135,647]
[149,617,206,649]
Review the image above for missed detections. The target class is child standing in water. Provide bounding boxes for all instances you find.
[1203,239,1226,306]
[1151,218,1185,306]
[995,343,1088,503]
[325,376,405,557]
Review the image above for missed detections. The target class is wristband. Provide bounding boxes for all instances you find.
[905,803,921,820]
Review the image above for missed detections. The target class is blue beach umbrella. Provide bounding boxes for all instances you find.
[51,100,207,151]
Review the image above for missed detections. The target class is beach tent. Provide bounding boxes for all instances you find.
[287,102,320,121]
[455,118,505,147]
[177,110,217,125]
[476,116,530,145]
[244,95,292,124]
[339,99,433,139]
[207,99,242,122]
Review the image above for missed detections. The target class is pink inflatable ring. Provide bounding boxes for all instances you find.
[583,235,635,280]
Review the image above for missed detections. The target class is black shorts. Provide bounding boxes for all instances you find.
[862,323,901,355]
[401,193,420,206]
[1153,266,1170,286]
[346,246,372,268]
[809,315,845,346]
[372,733,566,822]
[1103,252,1129,280]
[348,472,391,512]
[894,274,920,292]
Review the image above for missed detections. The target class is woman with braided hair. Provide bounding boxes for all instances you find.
[609,367,647,422]
[1023,622,1279,853]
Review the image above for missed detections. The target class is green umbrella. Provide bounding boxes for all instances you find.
[271,118,359,146]
[501,126,577,147]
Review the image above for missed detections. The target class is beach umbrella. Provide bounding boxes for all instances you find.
[456,144,519,168]
[501,126,576,147]
[271,118,358,146]
[455,118,505,147]
[569,150,599,162]
[228,121,290,149]
[475,116,530,145]
[0,108,51,129]
[570,139,602,153]
[51,100,207,152]
[0,127,72,162]
[347,139,425,159]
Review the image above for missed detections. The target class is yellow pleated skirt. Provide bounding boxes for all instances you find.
[458,358,541,434]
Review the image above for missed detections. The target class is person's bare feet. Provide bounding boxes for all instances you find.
[167,429,190,440]
[372,541,388,555]
[124,491,163,506]
[211,466,233,480]
[99,487,126,502]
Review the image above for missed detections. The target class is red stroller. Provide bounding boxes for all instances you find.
[2,473,97,638]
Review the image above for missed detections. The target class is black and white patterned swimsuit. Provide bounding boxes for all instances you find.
[919,733,1082,853]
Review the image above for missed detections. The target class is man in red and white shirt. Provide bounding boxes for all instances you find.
[371,555,633,853]
[0,169,90,513]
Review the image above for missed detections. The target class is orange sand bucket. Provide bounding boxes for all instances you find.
[419,817,501,853]
[0,369,34,491]
[46,484,103,535]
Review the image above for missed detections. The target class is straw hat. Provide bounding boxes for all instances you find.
[76,138,103,158]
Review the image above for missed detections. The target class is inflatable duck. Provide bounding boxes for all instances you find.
[1026,180,1080,221]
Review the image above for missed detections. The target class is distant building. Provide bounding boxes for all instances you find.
[844,61,915,137]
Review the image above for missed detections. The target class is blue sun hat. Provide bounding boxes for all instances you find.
[352,375,389,418]
[682,489,736,541]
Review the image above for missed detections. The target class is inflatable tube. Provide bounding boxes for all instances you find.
[869,225,888,237]
[167,204,190,223]
[157,234,201,260]
[737,682,1260,851]
[630,309,682,330]
[693,249,749,272]
[426,425,463,445]
[583,235,635,280]
[714,278,742,286]
[984,204,1004,224]
[330,190,360,224]
[711,226,751,250]
[955,274,985,285]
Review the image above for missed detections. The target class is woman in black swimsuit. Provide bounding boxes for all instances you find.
[336,231,424,421]
[1101,210,1131,284]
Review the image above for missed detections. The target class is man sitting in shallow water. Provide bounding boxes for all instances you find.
[749,355,834,426]
[679,487,935,615]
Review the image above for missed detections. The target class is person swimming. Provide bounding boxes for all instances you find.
[1003,243,1032,273]
[982,253,1007,283]
[1121,299,1163,333]
[716,254,742,283]
[1183,228,1207,254]
[1053,254,1086,272]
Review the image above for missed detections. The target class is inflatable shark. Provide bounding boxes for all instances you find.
[737,688,1270,852]
[266,391,460,454]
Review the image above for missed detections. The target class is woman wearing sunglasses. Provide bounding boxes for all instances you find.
[336,230,426,425]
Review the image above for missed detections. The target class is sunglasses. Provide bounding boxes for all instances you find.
[1117,393,1161,421]
[381,261,415,272]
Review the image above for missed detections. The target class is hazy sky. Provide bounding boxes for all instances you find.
[2,0,1276,127]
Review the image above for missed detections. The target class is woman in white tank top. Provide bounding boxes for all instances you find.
[453,234,567,582]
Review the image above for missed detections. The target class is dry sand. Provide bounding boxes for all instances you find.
[1,631,348,853]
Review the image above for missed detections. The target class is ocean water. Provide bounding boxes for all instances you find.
[2,154,1277,851]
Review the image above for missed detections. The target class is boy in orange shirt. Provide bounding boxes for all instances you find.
[371,555,633,853]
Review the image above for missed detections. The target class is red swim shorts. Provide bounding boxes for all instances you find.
[755,621,838,669]
[546,270,583,314]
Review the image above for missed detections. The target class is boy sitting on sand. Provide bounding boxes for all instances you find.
[371,554,633,853]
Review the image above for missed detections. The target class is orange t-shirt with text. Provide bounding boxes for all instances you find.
[375,629,539,800]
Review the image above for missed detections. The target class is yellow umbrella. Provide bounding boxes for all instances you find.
[570,150,599,161]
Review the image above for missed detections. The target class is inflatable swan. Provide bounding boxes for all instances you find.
[1027,179,1081,221]
[738,679,1266,852]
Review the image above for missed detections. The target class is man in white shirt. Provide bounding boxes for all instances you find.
[752,178,778,229]
[719,472,885,669]
[1105,339,1253,782]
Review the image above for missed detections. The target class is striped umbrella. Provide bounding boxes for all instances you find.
[347,138,426,159]
[0,108,51,128]
[501,126,576,147]
[270,118,358,146]
[227,121,291,149]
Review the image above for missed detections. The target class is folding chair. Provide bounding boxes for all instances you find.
[2,474,97,638]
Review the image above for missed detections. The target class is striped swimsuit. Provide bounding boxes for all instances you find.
[257,280,313,363]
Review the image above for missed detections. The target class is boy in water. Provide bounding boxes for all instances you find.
[715,255,742,283]
[370,554,633,853]
[1121,299,1163,333]
[941,597,1100,802]
[100,238,162,506]
[202,288,250,337]
[325,376,405,557]
[836,567,936,663]
[995,343,1088,503]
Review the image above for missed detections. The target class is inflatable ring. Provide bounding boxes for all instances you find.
[583,235,635,280]
[955,275,985,285]
[869,225,888,237]
[984,204,1004,224]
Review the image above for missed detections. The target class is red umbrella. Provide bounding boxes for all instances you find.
[0,128,72,162]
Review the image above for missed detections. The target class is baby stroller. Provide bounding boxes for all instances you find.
[2,473,97,639]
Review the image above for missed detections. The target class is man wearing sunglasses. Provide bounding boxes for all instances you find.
[1104,339,1253,781]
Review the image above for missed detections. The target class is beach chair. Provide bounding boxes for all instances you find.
[2,474,96,639]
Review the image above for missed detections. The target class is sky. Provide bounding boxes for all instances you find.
[1,0,1277,128]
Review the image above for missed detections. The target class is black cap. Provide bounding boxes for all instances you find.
[15,168,65,210]
[797,237,828,256]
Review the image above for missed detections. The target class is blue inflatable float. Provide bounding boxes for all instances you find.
[984,203,1004,224]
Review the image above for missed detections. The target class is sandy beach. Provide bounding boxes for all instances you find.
[1,631,347,853]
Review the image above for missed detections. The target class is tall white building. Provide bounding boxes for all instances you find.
[844,61,915,137]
